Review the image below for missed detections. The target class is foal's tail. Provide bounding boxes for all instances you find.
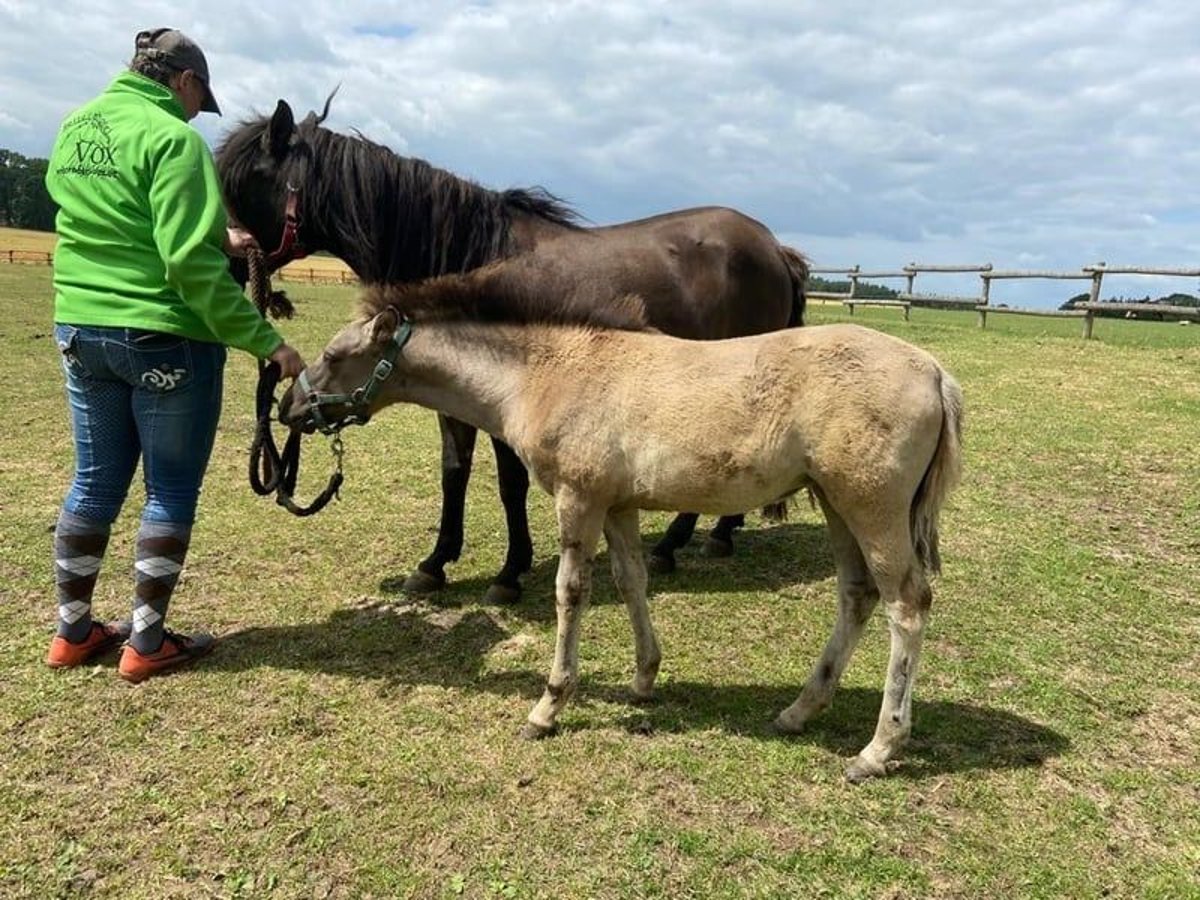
[779,245,810,327]
[911,368,964,575]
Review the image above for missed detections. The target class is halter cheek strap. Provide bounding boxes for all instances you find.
[265,183,310,270]
[299,318,414,435]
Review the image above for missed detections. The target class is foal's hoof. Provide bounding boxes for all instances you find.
[402,568,445,595]
[647,553,676,575]
[519,721,558,741]
[844,755,887,784]
[483,582,522,605]
[701,537,734,558]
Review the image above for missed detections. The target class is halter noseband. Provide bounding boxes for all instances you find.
[265,182,309,270]
[296,317,413,435]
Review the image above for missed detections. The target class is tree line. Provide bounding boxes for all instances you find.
[0,149,56,232]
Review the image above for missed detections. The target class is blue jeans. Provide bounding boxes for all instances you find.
[55,324,227,525]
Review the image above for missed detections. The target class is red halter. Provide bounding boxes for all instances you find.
[265,183,309,270]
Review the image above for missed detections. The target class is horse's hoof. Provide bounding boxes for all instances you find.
[647,553,675,575]
[772,713,805,735]
[844,755,887,783]
[701,537,734,558]
[402,568,445,595]
[483,582,522,605]
[519,721,557,741]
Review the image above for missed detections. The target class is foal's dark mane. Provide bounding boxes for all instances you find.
[358,260,651,332]
[217,111,583,283]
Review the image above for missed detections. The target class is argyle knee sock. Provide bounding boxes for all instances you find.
[130,520,192,654]
[54,510,112,642]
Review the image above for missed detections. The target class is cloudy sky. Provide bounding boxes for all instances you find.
[3,0,1198,305]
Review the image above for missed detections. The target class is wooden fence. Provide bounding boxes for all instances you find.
[275,267,358,285]
[809,262,1200,338]
[0,248,360,285]
[2,249,53,265]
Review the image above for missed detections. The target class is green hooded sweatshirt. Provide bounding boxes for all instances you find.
[45,71,281,359]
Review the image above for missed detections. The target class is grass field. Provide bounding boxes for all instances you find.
[1,257,1198,899]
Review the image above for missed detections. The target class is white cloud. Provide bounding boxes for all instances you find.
[3,0,1199,305]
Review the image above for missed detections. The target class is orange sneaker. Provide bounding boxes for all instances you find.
[118,630,216,684]
[46,621,132,668]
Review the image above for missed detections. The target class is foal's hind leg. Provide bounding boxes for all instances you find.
[404,415,477,594]
[604,509,661,700]
[776,500,879,733]
[521,492,606,739]
[845,525,933,783]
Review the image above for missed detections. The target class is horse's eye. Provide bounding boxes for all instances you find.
[322,350,342,365]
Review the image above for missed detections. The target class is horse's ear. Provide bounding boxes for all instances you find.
[369,306,400,345]
[263,100,295,159]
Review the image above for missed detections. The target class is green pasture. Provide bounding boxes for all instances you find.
[1,262,1197,899]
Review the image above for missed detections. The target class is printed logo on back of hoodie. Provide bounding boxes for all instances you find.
[55,112,119,179]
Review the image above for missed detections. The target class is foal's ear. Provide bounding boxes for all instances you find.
[263,100,295,159]
[369,307,400,345]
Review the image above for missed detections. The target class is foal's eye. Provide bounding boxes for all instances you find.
[322,350,342,366]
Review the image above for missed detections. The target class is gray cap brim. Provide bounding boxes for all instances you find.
[201,82,221,115]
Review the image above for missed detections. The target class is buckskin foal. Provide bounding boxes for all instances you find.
[279,262,963,781]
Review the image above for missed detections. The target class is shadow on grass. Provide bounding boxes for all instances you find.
[378,520,836,619]
[210,603,1067,779]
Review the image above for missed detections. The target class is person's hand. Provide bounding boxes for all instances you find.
[224,226,260,258]
[269,343,306,380]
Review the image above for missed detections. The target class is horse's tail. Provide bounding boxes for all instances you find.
[911,367,964,575]
[779,245,810,327]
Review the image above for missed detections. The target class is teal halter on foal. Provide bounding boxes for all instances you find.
[296,317,414,435]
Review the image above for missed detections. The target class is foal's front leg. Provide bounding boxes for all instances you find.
[521,492,606,739]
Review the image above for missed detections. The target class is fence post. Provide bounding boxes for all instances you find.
[905,264,915,296]
[1083,264,1104,340]
[978,274,990,329]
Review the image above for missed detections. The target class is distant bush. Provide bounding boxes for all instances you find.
[0,149,56,232]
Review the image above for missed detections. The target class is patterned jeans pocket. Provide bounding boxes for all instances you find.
[128,331,193,393]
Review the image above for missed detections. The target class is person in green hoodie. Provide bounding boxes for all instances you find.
[43,28,305,682]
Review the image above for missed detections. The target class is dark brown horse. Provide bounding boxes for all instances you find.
[216,99,808,602]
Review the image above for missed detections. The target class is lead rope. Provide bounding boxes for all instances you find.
[246,248,344,517]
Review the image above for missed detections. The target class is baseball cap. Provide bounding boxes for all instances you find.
[133,28,221,115]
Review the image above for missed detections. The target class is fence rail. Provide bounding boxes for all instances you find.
[3,249,53,265]
[0,248,360,285]
[810,261,1200,337]
[275,268,358,285]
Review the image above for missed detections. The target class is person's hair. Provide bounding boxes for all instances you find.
[129,55,177,87]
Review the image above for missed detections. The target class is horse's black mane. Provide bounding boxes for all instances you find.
[217,111,583,283]
[358,258,650,333]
